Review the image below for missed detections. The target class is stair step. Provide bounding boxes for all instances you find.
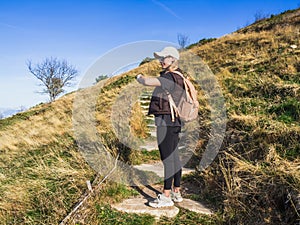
[139,100,150,104]
[111,198,179,219]
[148,131,156,137]
[141,105,149,109]
[139,143,158,151]
[133,162,195,178]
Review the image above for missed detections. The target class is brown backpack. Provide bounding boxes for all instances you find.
[166,71,199,122]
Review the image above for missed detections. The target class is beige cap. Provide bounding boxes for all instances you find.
[154,46,180,60]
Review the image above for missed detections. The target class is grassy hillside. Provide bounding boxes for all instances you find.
[0,7,299,225]
[189,8,300,224]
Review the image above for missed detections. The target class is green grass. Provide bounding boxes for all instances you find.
[103,75,135,91]
[95,204,155,225]
[276,144,300,160]
[94,204,221,225]
[128,149,160,165]
[187,38,217,49]
[159,207,221,225]
[103,183,140,202]
[140,150,160,161]
[268,97,300,124]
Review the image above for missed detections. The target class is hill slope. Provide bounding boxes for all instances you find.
[189,8,300,224]
[0,7,299,225]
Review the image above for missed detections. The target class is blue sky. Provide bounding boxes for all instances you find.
[0,0,298,110]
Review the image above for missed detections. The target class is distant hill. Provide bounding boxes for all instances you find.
[0,7,299,225]
[0,107,25,119]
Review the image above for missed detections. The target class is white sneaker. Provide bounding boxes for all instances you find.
[149,194,174,208]
[171,191,183,203]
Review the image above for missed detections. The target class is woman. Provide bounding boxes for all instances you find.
[136,46,184,208]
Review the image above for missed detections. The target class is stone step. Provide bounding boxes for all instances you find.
[148,131,156,137]
[133,162,164,177]
[139,143,158,151]
[147,124,156,128]
[111,198,179,219]
[139,100,150,104]
[139,142,185,152]
[111,184,213,220]
[140,95,152,100]
[139,185,213,215]
[133,162,195,178]
[177,198,213,215]
[147,126,156,133]
[141,105,149,109]
[140,143,185,150]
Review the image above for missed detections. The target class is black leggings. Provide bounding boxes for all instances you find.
[157,126,182,190]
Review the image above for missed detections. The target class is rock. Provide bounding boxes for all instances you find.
[141,105,149,110]
[133,161,195,178]
[133,162,165,177]
[149,131,157,137]
[139,143,158,151]
[112,184,213,220]
[111,198,179,219]
[177,198,213,215]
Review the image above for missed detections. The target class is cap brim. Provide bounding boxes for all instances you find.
[154,52,164,59]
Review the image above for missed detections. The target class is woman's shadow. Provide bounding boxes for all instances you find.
[131,183,161,207]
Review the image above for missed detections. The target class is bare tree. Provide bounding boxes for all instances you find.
[177,33,190,49]
[27,57,78,102]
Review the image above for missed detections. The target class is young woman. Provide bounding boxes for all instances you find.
[136,46,184,208]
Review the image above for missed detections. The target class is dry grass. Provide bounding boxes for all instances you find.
[0,95,73,151]
[1,8,300,225]
[129,101,149,139]
[186,10,300,224]
[0,92,96,224]
[217,147,300,224]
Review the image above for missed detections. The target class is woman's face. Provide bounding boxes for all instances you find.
[159,56,174,69]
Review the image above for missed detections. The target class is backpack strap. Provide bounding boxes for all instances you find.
[165,90,179,122]
[172,70,195,102]
[171,70,185,79]
[171,71,189,95]
[165,70,185,122]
